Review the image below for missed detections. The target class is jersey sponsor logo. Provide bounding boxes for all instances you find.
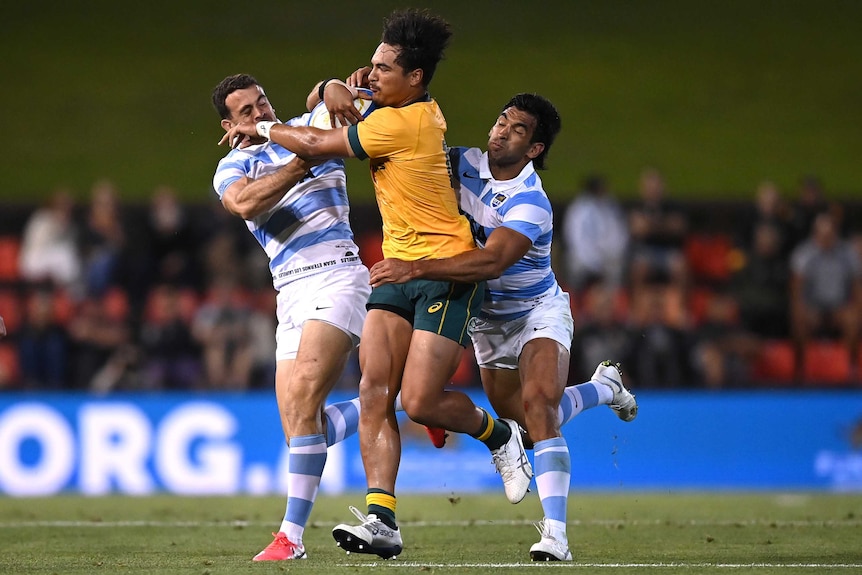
[427,302,443,313]
[276,259,337,279]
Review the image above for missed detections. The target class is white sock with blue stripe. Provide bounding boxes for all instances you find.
[323,398,360,446]
[280,434,327,543]
[533,436,571,544]
[557,381,613,426]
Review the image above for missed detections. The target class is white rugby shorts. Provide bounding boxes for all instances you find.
[470,290,574,370]
[275,264,371,360]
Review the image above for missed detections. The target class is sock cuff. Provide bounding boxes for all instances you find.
[366,489,396,513]
[289,434,326,448]
[474,408,494,441]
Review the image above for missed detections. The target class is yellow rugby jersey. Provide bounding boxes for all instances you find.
[347,96,475,261]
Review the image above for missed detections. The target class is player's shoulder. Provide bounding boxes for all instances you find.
[449,146,483,170]
[449,145,481,160]
[504,173,552,209]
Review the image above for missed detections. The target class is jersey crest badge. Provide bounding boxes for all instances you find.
[490,192,509,208]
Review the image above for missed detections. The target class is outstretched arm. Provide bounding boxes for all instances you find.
[369,227,533,287]
[219,121,353,159]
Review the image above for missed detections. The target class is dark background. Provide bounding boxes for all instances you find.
[3,0,861,206]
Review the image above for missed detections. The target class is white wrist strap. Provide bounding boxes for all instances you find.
[256,121,276,139]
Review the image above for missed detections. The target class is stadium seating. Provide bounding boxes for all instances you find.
[0,343,20,387]
[0,236,20,282]
[0,289,22,334]
[684,233,734,284]
[802,341,853,385]
[451,346,479,387]
[750,339,796,385]
[356,230,384,268]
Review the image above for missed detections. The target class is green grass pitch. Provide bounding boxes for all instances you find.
[1,493,860,574]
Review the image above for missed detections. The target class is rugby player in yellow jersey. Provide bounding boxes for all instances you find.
[220,8,532,559]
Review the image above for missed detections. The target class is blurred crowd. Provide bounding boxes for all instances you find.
[0,170,860,392]
[0,180,280,393]
[562,170,862,388]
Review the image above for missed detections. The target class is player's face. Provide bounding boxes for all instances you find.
[486,107,544,170]
[221,84,276,144]
[225,85,276,123]
[367,42,422,107]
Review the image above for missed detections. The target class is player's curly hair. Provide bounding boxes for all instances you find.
[502,93,562,170]
[212,73,260,119]
[381,8,452,87]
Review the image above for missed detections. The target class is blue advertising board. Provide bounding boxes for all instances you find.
[1,390,860,496]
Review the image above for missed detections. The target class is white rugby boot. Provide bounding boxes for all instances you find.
[332,506,402,559]
[491,418,533,503]
[592,360,638,422]
[529,518,572,561]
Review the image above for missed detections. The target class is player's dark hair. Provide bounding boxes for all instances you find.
[502,93,561,170]
[212,74,260,119]
[381,8,452,87]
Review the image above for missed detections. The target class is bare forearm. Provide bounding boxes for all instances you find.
[269,125,339,159]
[370,228,531,288]
[223,161,309,220]
[413,249,506,283]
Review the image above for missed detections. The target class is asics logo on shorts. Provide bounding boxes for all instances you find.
[427,302,443,313]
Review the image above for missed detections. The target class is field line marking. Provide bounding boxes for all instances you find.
[341,562,862,569]
[1,518,861,528]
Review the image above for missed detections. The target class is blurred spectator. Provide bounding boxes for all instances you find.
[138,284,202,390]
[0,316,5,338]
[627,168,689,292]
[735,180,793,257]
[144,185,201,290]
[788,175,830,250]
[67,295,135,391]
[626,284,691,388]
[570,284,632,382]
[689,290,756,389]
[192,276,254,390]
[17,289,69,389]
[247,290,277,390]
[561,174,629,291]
[198,196,268,288]
[18,187,82,293]
[81,179,126,297]
[730,222,791,339]
[790,211,862,377]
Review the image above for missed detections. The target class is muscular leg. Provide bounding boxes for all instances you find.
[357,309,412,494]
[398,330,485,434]
[519,337,572,556]
[277,320,353,439]
[273,320,354,548]
[519,338,568,441]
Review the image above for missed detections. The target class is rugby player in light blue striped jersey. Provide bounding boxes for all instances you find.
[369,93,638,561]
[211,74,373,562]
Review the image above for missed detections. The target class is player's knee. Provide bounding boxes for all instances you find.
[399,392,434,424]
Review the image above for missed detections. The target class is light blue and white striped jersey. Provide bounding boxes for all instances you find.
[212,105,367,290]
[449,146,563,321]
